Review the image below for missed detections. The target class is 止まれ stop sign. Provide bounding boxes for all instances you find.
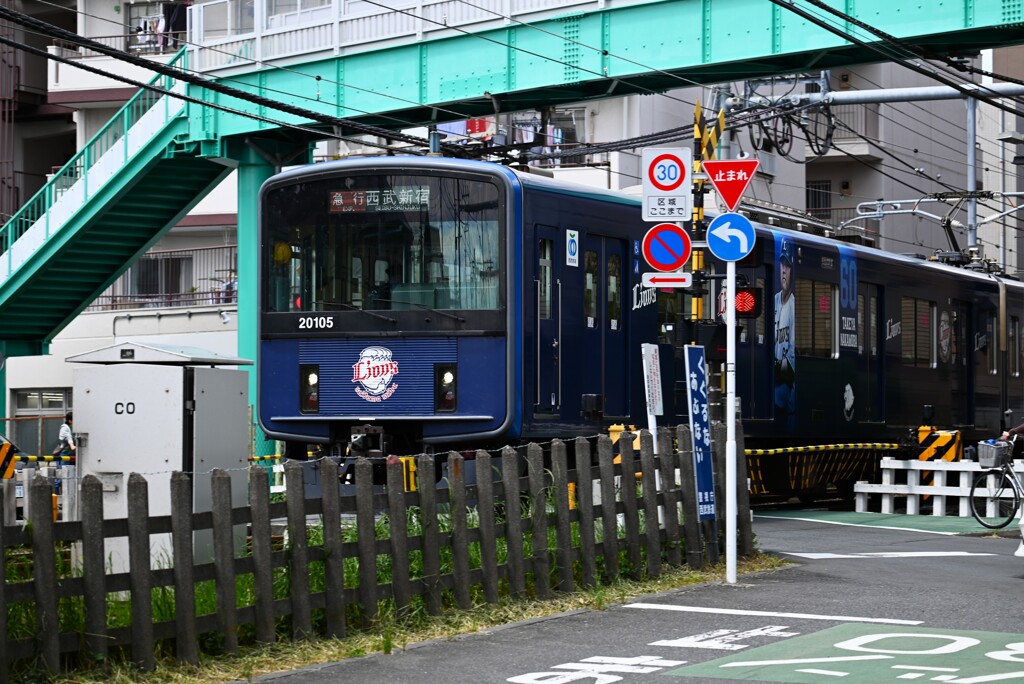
[642,223,692,272]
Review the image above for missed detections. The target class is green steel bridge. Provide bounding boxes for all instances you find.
[2,0,1023,416]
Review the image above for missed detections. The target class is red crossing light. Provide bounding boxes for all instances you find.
[735,287,762,319]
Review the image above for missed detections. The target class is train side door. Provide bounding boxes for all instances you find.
[859,283,884,422]
[581,236,627,418]
[534,226,561,412]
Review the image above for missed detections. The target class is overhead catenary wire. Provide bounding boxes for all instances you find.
[767,0,1024,120]
[0,35,431,157]
[27,0,538,148]
[0,4,468,155]
[11,0,1022,258]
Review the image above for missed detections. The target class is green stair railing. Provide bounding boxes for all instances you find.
[1,49,190,272]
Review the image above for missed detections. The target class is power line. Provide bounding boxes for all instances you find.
[0,4,466,154]
[0,34,421,156]
[770,0,1024,119]
[27,0,559,149]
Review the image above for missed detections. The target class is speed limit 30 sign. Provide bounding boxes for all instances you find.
[642,148,694,222]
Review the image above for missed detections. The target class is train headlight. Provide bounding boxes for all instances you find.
[300,363,320,413]
[434,364,457,412]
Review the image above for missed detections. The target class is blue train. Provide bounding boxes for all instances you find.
[257,156,1024,493]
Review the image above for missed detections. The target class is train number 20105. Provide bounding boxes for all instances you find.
[298,316,334,329]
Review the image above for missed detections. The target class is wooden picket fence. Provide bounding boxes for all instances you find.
[0,425,753,677]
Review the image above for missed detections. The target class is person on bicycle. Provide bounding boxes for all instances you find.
[1000,422,1024,458]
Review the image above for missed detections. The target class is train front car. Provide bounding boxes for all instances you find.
[257,158,517,462]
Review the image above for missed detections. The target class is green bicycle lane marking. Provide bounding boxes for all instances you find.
[665,623,1024,682]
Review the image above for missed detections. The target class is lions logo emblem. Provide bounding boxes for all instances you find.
[352,346,399,402]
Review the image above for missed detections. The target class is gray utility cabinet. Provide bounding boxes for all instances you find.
[67,342,252,573]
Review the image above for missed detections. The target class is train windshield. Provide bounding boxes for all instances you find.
[262,172,502,314]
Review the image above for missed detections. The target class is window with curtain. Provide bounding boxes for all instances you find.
[795,278,834,357]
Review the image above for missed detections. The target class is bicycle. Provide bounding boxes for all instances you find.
[969,439,1024,529]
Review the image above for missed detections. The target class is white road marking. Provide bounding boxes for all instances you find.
[754,514,961,535]
[720,654,892,667]
[626,603,922,625]
[796,668,850,677]
[785,551,996,559]
[651,625,799,650]
[893,666,960,672]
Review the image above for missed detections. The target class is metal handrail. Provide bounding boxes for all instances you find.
[0,48,188,267]
[84,244,238,312]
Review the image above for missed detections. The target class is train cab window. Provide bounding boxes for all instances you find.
[901,297,936,368]
[1011,316,1021,377]
[262,173,501,317]
[795,278,834,358]
[539,239,553,319]
[607,253,621,331]
[584,250,598,328]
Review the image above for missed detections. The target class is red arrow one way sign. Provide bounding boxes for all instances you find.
[702,159,760,212]
[641,272,692,288]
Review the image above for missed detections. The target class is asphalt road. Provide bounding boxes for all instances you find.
[250,512,1024,684]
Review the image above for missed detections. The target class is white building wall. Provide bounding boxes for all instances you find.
[7,308,240,398]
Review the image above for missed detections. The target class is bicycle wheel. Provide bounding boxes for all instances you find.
[969,469,1021,529]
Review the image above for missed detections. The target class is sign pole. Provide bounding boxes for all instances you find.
[701,156,760,588]
[725,260,737,585]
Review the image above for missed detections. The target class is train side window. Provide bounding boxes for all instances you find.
[1012,316,1021,377]
[755,277,766,344]
[989,312,998,375]
[857,291,879,357]
[794,278,832,357]
[539,239,552,319]
[607,253,621,331]
[657,290,681,344]
[857,294,865,354]
[829,284,839,359]
[929,302,938,368]
[901,297,935,368]
[584,250,598,328]
[870,295,878,357]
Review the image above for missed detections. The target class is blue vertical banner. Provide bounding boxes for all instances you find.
[685,345,716,520]
[838,245,858,352]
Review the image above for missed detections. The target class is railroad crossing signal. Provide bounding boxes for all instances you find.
[718,285,762,319]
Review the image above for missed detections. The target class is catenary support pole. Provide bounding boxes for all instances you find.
[967,96,977,247]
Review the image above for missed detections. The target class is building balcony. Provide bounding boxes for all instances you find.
[84,244,237,312]
[812,103,883,163]
[47,35,180,105]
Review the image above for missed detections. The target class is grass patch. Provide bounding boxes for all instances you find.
[44,553,789,684]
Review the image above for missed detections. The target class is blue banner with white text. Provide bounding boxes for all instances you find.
[685,345,716,520]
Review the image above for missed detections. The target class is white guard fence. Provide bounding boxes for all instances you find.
[854,458,1024,517]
